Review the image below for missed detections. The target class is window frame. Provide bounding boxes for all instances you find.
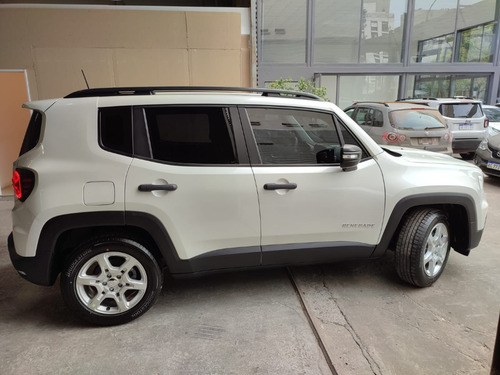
[19,110,43,156]
[132,105,249,166]
[98,106,134,157]
[238,105,370,166]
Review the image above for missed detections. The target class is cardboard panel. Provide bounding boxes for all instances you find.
[0,8,188,50]
[187,12,241,50]
[190,49,241,86]
[0,71,29,195]
[114,49,189,86]
[34,48,115,98]
[1,7,251,99]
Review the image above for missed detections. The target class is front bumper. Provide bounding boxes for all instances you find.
[474,151,500,177]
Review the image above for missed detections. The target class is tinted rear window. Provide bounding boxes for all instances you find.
[389,109,446,130]
[99,106,133,156]
[439,103,483,118]
[19,111,42,156]
[144,106,237,164]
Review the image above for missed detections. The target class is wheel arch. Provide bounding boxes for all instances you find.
[33,211,186,286]
[372,193,480,258]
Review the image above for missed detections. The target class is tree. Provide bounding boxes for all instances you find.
[268,78,329,101]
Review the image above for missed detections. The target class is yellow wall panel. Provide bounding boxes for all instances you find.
[0,72,29,194]
[190,49,241,86]
[187,11,241,50]
[34,48,115,98]
[114,49,190,87]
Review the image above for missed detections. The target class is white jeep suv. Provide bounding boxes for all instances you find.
[8,87,488,325]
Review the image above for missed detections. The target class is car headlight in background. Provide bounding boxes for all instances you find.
[478,139,489,151]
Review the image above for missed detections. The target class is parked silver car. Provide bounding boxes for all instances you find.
[398,98,488,159]
[344,101,452,155]
[474,133,500,177]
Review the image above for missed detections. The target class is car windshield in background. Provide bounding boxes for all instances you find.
[389,109,447,130]
[484,107,500,122]
[439,103,482,118]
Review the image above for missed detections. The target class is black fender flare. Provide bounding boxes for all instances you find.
[371,193,481,258]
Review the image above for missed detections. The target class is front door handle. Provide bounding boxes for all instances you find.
[138,184,177,192]
[263,183,297,190]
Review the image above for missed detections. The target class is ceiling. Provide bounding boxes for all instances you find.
[0,0,249,6]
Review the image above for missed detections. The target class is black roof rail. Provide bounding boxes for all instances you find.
[64,86,323,100]
[397,97,438,101]
[352,101,389,107]
[395,99,431,106]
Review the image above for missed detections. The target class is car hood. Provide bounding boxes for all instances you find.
[381,145,470,167]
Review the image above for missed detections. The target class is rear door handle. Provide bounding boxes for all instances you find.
[263,183,297,190]
[138,184,177,192]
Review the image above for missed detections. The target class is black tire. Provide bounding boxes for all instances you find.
[395,208,450,287]
[60,236,163,326]
[460,152,475,160]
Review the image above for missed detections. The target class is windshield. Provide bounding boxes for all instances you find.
[484,107,500,122]
[389,109,447,130]
[439,103,483,118]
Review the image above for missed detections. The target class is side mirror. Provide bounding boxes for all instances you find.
[316,146,339,164]
[341,144,362,171]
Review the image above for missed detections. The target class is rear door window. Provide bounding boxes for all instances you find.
[143,106,237,164]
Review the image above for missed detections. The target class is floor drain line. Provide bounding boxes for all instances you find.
[287,267,338,375]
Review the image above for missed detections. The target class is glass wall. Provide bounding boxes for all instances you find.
[411,0,497,63]
[457,22,495,62]
[313,0,362,63]
[412,0,457,63]
[318,75,337,103]
[258,0,500,104]
[337,75,400,109]
[359,0,407,63]
[456,0,496,29]
[406,74,490,101]
[313,0,406,63]
[261,0,307,63]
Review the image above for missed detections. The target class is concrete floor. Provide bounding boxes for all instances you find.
[1,175,499,374]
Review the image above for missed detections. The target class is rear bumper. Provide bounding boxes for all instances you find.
[452,138,482,153]
[8,233,54,286]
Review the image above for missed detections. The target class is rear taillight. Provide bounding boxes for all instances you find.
[12,169,35,202]
[485,119,489,128]
[382,132,406,144]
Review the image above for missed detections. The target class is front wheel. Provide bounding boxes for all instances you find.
[61,236,163,325]
[395,208,450,287]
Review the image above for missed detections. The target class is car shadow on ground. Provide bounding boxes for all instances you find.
[296,250,406,290]
[0,252,403,328]
[484,174,500,187]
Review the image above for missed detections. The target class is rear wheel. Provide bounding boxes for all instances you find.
[395,208,450,287]
[61,236,163,325]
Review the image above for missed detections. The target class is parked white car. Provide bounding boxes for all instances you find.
[8,87,488,325]
[483,105,500,135]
